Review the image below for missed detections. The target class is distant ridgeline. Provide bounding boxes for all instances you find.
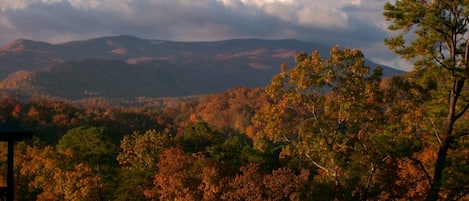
[0,35,404,102]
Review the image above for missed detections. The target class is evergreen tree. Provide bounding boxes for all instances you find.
[384,1,469,200]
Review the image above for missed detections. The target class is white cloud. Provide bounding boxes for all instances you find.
[0,14,12,28]
[41,0,62,4]
[217,0,360,28]
[0,0,65,10]
[0,0,29,10]
[67,0,101,9]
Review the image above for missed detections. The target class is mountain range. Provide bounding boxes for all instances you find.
[0,35,404,100]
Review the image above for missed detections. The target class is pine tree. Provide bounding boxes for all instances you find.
[384,1,469,200]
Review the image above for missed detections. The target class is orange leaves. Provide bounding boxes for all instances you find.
[222,164,311,201]
[222,164,264,201]
[395,158,431,200]
[263,168,310,201]
[145,147,200,201]
[199,166,222,201]
[15,145,102,201]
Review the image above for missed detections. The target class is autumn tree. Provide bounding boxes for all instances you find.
[144,147,204,201]
[15,143,101,201]
[384,1,469,200]
[221,164,310,201]
[118,129,173,171]
[115,129,173,200]
[191,87,266,133]
[253,46,386,199]
[262,168,310,201]
[221,163,264,201]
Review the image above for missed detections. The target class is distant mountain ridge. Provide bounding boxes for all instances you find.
[0,35,404,100]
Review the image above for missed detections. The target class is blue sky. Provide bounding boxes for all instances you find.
[0,0,411,71]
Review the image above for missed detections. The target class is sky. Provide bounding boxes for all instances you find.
[0,0,412,71]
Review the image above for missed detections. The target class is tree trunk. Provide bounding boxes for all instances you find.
[425,137,450,201]
[425,79,464,201]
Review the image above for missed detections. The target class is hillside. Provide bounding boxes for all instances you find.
[0,36,404,100]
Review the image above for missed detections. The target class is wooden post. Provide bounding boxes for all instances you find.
[6,141,13,201]
[0,124,33,201]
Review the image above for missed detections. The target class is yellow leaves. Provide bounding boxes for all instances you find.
[254,44,391,198]
[15,144,104,201]
[50,164,101,201]
[118,129,173,172]
[280,63,288,73]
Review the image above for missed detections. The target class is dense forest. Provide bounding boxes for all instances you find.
[1,1,469,200]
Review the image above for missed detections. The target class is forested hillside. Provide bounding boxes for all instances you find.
[0,1,469,200]
[0,43,467,200]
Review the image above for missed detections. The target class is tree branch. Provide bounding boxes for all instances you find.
[282,133,332,175]
[429,118,442,144]
[454,102,469,121]
[452,129,469,139]
[408,156,433,189]
[454,190,469,201]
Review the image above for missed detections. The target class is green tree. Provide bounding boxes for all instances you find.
[384,1,469,200]
[56,126,117,200]
[115,129,173,200]
[208,135,262,176]
[182,121,222,153]
[56,126,116,168]
[118,129,173,171]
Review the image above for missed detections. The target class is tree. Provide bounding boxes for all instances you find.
[221,163,264,201]
[262,168,310,201]
[56,126,117,200]
[384,1,469,200]
[118,129,173,171]
[56,126,116,168]
[116,129,173,200]
[144,147,203,201]
[15,143,101,201]
[253,46,385,199]
[182,121,222,153]
[208,135,262,176]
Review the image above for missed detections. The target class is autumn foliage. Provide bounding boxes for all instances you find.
[0,43,467,201]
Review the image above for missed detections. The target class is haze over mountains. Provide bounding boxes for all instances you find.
[0,35,403,100]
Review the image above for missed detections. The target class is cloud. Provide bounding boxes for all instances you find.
[218,0,359,29]
[0,0,411,70]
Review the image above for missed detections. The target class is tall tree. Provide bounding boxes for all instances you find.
[253,46,385,199]
[384,1,469,200]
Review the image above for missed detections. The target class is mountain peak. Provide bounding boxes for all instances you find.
[61,35,148,45]
[0,39,53,52]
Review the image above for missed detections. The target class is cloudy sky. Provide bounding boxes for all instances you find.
[0,0,411,71]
